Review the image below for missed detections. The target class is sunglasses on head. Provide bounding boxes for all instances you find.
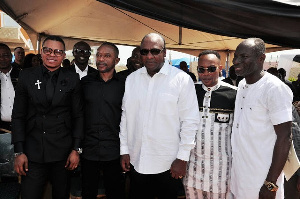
[197,66,217,73]
[140,48,164,56]
[42,47,64,57]
[73,48,91,55]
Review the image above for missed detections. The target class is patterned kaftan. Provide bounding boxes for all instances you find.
[184,82,237,199]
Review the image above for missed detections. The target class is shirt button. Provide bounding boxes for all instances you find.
[43,132,46,134]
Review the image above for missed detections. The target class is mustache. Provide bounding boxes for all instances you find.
[96,62,107,67]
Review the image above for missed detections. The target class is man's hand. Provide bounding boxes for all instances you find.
[121,154,130,172]
[14,153,28,176]
[170,158,187,179]
[65,150,80,170]
[259,185,276,199]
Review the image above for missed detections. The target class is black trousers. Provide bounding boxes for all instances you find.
[21,160,70,199]
[130,168,180,199]
[81,157,125,199]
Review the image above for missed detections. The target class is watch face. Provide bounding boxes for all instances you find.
[267,184,273,190]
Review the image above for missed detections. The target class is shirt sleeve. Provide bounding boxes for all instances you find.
[267,81,293,125]
[119,79,129,155]
[176,75,200,161]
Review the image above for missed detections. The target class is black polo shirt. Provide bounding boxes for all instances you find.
[81,71,125,161]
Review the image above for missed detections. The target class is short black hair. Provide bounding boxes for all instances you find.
[73,41,91,51]
[0,43,11,52]
[14,46,24,52]
[198,50,221,60]
[99,42,119,57]
[141,33,166,49]
[42,35,65,50]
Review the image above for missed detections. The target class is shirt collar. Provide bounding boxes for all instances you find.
[0,66,12,76]
[42,65,60,76]
[140,60,170,76]
[96,70,119,82]
[201,80,220,92]
[74,63,88,73]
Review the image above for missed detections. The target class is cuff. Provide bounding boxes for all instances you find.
[14,142,24,153]
[120,145,129,155]
[73,138,81,149]
[177,148,192,162]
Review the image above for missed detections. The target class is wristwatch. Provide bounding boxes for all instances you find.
[264,180,278,192]
[74,148,82,154]
[14,152,24,158]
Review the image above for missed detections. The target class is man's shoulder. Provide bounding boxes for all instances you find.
[60,67,80,79]
[88,66,98,73]
[219,81,238,91]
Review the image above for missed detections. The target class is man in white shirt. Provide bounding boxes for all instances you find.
[70,41,97,79]
[0,43,20,178]
[184,50,236,199]
[231,38,292,199]
[119,33,199,199]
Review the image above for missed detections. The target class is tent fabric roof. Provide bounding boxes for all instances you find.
[0,0,298,55]
[99,0,300,48]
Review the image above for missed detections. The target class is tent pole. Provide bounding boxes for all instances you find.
[37,33,42,54]
[179,26,182,45]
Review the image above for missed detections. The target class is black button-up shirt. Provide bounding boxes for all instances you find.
[81,71,125,161]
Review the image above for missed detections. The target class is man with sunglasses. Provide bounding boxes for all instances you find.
[230,38,292,199]
[70,41,97,79]
[12,35,84,199]
[120,33,199,198]
[117,46,142,82]
[183,50,237,198]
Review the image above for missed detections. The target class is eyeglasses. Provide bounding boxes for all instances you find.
[140,48,164,56]
[197,66,217,73]
[73,48,91,55]
[42,47,65,57]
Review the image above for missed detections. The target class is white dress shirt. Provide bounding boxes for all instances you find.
[74,63,88,80]
[0,68,15,122]
[120,62,199,174]
[231,72,292,199]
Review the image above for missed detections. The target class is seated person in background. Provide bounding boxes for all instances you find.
[222,65,243,86]
[180,61,197,82]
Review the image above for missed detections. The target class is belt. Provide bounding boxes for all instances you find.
[0,121,12,133]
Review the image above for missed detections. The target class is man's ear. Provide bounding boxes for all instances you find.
[258,54,266,63]
[115,57,120,65]
[218,65,223,70]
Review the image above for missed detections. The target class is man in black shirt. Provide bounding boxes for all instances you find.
[11,47,25,70]
[179,61,197,82]
[81,42,125,199]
